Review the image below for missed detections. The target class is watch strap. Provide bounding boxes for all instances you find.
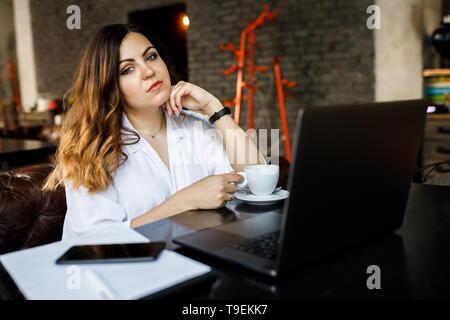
[209,107,231,124]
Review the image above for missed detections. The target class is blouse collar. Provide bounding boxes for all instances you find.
[121,113,144,154]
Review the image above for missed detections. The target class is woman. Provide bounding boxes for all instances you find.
[44,24,264,240]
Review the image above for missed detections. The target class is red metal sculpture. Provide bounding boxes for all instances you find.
[7,59,22,112]
[273,56,298,163]
[221,4,298,163]
[220,4,278,126]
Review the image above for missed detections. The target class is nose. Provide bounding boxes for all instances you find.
[141,63,155,79]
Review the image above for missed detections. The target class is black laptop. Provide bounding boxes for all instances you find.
[173,100,427,277]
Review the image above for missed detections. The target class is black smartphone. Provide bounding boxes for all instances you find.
[55,242,166,264]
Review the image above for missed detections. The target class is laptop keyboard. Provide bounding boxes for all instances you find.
[232,231,280,260]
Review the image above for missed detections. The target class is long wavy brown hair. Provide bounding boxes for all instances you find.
[43,24,179,193]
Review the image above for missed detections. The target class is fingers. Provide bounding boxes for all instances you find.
[168,87,178,115]
[223,173,239,199]
[218,175,237,203]
[164,101,173,116]
[225,182,238,193]
[216,194,232,209]
[220,192,234,205]
[226,193,235,201]
[223,173,244,184]
[168,81,186,115]
[175,91,183,111]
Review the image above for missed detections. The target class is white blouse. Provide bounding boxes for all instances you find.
[62,110,234,241]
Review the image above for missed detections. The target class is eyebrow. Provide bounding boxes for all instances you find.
[119,46,154,65]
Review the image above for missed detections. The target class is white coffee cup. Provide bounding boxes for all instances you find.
[236,164,279,196]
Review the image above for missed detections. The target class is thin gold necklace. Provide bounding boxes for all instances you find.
[138,114,165,139]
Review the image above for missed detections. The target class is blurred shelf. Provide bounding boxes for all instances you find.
[423,68,450,77]
[0,124,61,143]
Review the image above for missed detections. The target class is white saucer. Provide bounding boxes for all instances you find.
[235,189,289,205]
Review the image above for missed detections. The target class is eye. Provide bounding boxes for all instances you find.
[146,53,158,61]
[121,66,134,75]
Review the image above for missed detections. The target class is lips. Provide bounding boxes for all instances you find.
[148,81,163,92]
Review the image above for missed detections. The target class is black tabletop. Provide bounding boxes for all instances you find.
[0,182,449,300]
[0,138,56,171]
[134,182,450,299]
[0,138,53,153]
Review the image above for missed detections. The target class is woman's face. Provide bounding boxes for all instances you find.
[118,32,171,111]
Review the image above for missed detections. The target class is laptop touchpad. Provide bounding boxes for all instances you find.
[217,213,282,238]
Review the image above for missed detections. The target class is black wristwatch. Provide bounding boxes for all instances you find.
[209,107,231,124]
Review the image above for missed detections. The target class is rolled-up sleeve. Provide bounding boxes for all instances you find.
[64,182,130,238]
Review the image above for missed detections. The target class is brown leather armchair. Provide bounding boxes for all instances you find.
[0,164,66,254]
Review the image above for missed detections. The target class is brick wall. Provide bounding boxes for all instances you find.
[188,0,374,158]
[29,0,375,159]
[29,0,181,98]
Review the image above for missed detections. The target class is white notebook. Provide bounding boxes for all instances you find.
[0,224,211,300]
